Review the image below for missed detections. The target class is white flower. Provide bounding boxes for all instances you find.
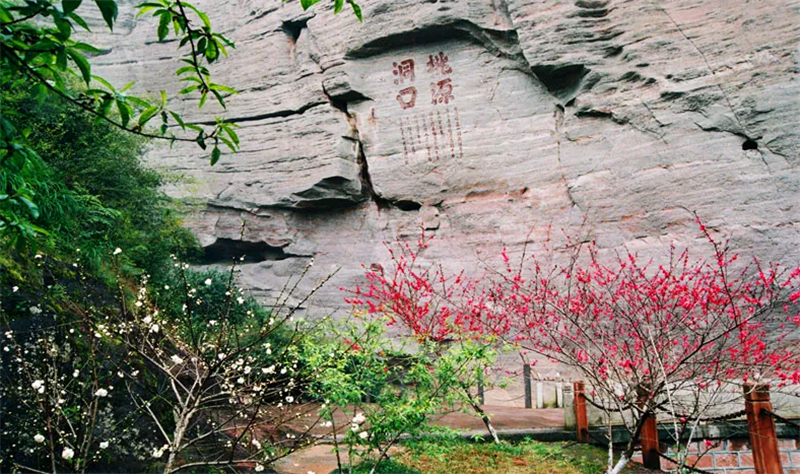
[29,306,42,315]
[143,316,152,324]
[31,380,45,394]
[150,324,160,333]
[134,301,143,308]
[218,353,226,360]
[171,355,184,365]
[62,447,75,460]
[99,441,109,449]
[237,297,245,304]
[352,413,366,424]
[113,248,122,255]
[34,434,45,443]
[321,421,333,428]
[12,286,18,293]
[251,439,262,449]
[237,377,245,384]
[152,447,164,458]
[204,278,213,286]
[34,254,42,259]
[254,465,265,472]
[94,388,108,397]
[286,396,294,403]
[307,471,316,474]
[262,366,275,374]
[244,366,252,374]
[164,285,170,290]
[358,431,368,440]
[73,370,79,378]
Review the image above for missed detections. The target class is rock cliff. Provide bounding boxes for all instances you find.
[91,0,800,313]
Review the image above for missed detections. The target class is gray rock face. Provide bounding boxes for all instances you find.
[92,0,800,318]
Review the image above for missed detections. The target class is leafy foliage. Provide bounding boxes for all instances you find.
[0,82,199,281]
[1,0,359,246]
[306,315,497,474]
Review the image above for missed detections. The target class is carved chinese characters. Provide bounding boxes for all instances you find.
[393,59,417,110]
[390,52,464,163]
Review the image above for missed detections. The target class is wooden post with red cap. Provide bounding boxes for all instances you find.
[743,382,783,474]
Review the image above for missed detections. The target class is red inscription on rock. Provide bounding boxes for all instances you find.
[396,87,417,110]
[431,78,455,105]
[426,52,452,76]
[392,59,415,85]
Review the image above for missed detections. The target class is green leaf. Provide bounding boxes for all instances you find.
[197,37,207,55]
[349,0,362,21]
[222,125,239,146]
[19,197,40,219]
[210,146,221,165]
[116,98,131,126]
[98,96,114,117]
[219,136,236,152]
[210,90,225,109]
[300,0,322,10]
[67,49,91,85]
[175,66,195,76]
[126,96,151,108]
[160,90,167,106]
[70,42,103,53]
[31,83,48,106]
[198,91,207,109]
[178,84,199,95]
[195,133,207,150]
[119,81,135,92]
[209,83,237,94]
[69,12,90,31]
[135,2,162,17]
[135,5,157,17]
[157,10,170,41]
[137,105,159,126]
[182,2,210,29]
[334,0,344,14]
[94,0,118,30]
[56,48,68,70]
[55,17,73,39]
[169,111,185,131]
[206,40,218,62]
[92,75,116,92]
[63,0,83,14]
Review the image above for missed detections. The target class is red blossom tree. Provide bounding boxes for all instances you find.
[348,223,800,473]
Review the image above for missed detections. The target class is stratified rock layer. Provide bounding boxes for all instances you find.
[92,0,800,315]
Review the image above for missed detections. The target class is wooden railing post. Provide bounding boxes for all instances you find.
[574,381,589,443]
[743,382,782,474]
[523,364,532,409]
[639,411,661,470]
[636,385,661,471]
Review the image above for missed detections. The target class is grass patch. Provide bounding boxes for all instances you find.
[341,437,638,474]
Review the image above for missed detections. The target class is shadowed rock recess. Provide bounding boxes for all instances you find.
[91,0,800,310]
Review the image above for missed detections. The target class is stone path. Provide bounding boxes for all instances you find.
[273,406,565,474]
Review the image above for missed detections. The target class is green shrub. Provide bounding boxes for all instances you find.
[1,81,199,282]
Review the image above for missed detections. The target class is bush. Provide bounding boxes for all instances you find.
[1,256,326,473]
[0,81,199,282]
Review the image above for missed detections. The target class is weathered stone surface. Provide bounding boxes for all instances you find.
[91,0,800,326]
